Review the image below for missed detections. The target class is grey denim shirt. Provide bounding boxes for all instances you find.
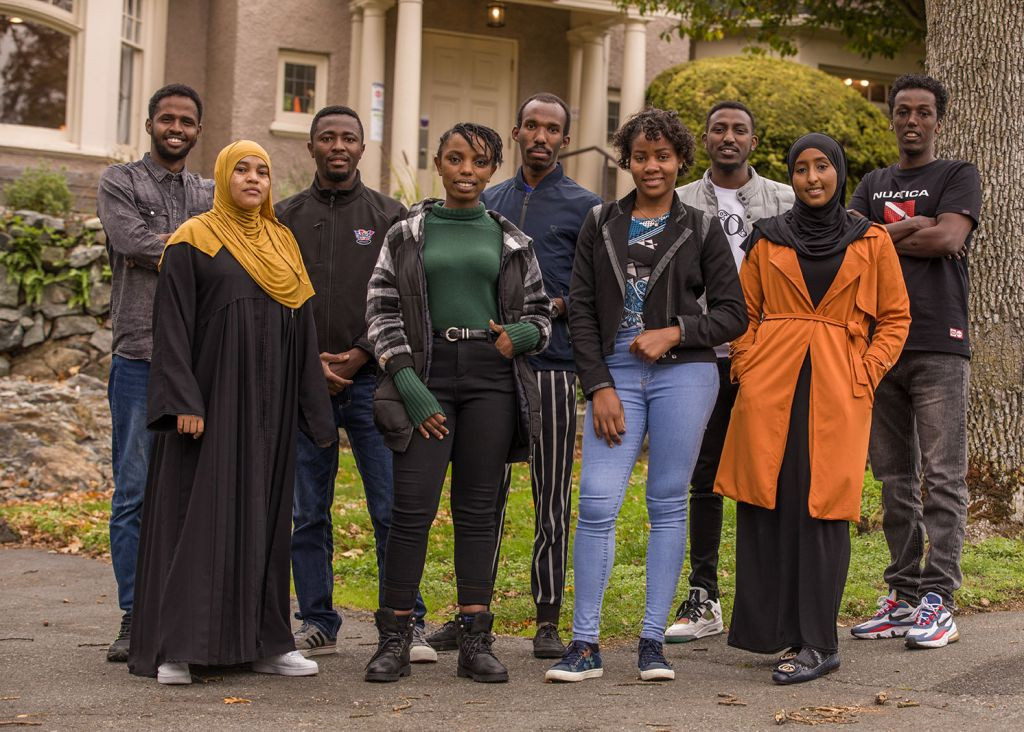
[96,153,214,361]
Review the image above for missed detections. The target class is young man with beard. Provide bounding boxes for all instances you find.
[96,84,214,662]
[425,93,601,658]
[666,101,793,643]
[849,75,981,650]
[275,107,434,661]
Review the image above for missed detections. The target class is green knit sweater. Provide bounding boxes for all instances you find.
[393,203,540,426]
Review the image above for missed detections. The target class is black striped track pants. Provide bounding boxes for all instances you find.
[493,370,578,623]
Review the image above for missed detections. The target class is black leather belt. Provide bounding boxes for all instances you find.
[434,327,492,342]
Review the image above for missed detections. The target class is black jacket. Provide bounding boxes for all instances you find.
[275,173,406,368]
[366,199,551,459]
[569,191,747,397]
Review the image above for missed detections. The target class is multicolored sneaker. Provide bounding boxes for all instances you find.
[544,640,603,683]
[850,590,917,639]
[637,637,674,681]
[665,587,723,643]
[905,592,960,649]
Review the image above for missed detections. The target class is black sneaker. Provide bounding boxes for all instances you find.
[425,618,459,651]
[532,622,566,659]
[637,637,674,681]
[106,612,131,663]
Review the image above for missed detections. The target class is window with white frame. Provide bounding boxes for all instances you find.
[272,50,327,135]
[0,8,75,132]
[117,0,144,145]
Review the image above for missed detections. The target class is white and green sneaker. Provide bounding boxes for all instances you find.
[665,587,723,643]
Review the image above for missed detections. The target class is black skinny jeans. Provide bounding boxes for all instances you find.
[382,337,517,610]
[688,357,739,598]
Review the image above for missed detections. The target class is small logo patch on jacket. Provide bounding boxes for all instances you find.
[354,229,375,246]
[949,327,964,340]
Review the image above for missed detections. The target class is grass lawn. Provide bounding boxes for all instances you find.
[4,448,1023,640]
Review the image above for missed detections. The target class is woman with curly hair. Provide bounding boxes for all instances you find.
[545,109,746,683]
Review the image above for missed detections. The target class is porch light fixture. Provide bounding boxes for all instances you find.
[486,2,506,28]
[9,16,24,23]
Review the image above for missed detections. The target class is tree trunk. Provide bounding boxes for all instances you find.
[927,0,1024,522]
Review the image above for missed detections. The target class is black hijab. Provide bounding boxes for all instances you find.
[747,132,870,260]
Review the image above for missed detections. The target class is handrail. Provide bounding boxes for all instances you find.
[559,145,617,200]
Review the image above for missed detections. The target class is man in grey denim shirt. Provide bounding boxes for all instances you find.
[95,83,213,663]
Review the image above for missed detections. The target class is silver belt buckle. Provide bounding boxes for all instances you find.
[444,327,462,342]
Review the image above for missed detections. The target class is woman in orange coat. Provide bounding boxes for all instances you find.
[715,133,910,684]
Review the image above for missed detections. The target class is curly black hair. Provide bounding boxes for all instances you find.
[888,74,949,120]
[148,83,203,122]
[436,122,504,168]
[612,107,695,175]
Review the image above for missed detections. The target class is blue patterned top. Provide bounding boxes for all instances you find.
[620,212,670,330]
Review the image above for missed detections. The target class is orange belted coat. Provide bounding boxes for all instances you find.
[714,224,911,521]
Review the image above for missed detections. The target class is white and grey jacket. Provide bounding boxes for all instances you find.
[676,166,794,230]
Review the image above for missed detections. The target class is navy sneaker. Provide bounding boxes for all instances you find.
[544,640,603,682]
[637,637,674,681]
[905,592,960,649]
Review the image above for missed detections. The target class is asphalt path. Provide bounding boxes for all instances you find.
[2,547,1023,730]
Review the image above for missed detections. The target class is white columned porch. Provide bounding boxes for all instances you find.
[347,7,363,108]
[616,16,648,198]
[390,0,423,197]
[573,26,610,198]
[565,38,583,180]
[352,0,393,190]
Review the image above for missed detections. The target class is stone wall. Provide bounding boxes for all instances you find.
[0,209,112,381]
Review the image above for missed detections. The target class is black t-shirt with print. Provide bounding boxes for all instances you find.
[849,159,981,357]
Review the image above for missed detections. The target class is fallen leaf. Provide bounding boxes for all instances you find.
[339,548,364,558]
[223,697,251,705]
[896,700,919,708]
[392,699,412,712]
[875,691,890,705]
[62,598,70,604]
[980,597,991,607]
[774,709,787,725]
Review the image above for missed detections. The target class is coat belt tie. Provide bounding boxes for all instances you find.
[762,312,871,397]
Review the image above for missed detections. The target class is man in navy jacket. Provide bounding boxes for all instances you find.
[426,93,600,658]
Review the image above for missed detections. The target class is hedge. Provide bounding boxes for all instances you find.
[646,55,898,194]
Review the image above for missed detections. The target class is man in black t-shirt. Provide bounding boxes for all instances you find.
[848,75,981,651]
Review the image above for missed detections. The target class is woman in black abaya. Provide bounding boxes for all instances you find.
[128,140,335,684]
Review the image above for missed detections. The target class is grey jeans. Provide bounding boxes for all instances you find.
[868,351,970,608]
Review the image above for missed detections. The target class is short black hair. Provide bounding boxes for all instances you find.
[436,122,504,168]
[310,105,363,142]
[705,100,756,133]
[888,74,949,120]
[612,107,695,175]
[148,84,203,122]
[515,93,571,136]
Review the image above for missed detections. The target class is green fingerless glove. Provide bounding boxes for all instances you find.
[501,321,541,355]
[393,367,444,426]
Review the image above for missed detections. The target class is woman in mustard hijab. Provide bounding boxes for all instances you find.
[128,141,336,684]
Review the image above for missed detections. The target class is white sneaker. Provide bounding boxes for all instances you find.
[157,661,192,685]
[410,623,438,663]
[665,587,724,643]
[252,650,319,676]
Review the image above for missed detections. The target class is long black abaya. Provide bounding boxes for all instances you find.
[728,249,851,655]
[128,242,335,678]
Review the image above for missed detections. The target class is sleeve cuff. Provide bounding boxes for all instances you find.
[384,352,415,377]
[502,322,541,355]
[393,367,443,425]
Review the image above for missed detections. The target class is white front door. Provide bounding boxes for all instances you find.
[417,30,518,198]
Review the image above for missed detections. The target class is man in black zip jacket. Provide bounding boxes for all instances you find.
[275,106,433,661]
[425,93,600,658]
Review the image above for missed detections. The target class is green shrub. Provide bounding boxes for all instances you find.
[647,55,898,194]
[2,164,73,216]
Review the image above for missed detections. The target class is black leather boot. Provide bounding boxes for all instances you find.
[364,609,413,682]
[456,612,508,683]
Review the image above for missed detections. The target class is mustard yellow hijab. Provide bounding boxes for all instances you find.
[164,140,314,309]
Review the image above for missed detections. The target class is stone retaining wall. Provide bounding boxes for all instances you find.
[0,208,112,381]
